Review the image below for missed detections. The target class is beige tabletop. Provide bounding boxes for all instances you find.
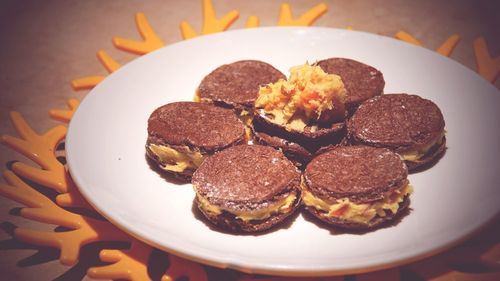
[1,0,499,280]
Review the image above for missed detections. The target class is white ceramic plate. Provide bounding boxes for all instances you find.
[67,27,500,276]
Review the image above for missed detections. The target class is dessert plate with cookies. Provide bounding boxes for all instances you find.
[66,27,500,276]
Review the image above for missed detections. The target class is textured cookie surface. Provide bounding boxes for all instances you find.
[317,58,384,109]
[198,60,285,110]
[347,94,445,152]
[193,145,300,209]
[304,145,408,203]
[147,102,245,153]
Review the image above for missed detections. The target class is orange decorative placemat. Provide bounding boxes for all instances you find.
[1,1,499,280]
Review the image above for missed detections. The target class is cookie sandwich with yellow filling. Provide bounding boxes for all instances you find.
[317,58,385,113]
[302,145,412,230]
[192,144,301,233]
[252,63,348,166]
[146,102,245,180]
[196,60,285,120]
[347,93,446,171]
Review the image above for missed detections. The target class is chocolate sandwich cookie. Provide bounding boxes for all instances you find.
[302,145,412,230]
[192,144,301,233]
[251,117,344,167]
[197,60,285,112]
[252,63,348,166]
[317,58,385,112]
[146,102,245,180]
[347,94,446,171]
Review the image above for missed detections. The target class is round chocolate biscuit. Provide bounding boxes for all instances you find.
[197,60,285,111]
[347,93,446,171]
[317,58,385,111]
[146,102,245,179]
[303,145,410,230]
[192,144,301,233]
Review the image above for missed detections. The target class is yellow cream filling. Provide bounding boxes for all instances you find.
[148,144,204,173]
[239,109,252,126]
[255,63,346,132]
[239,109,254,141]
[301,183,413,225]
[197,191,297,222]
[193,90,201,102]
[400,133,445,161]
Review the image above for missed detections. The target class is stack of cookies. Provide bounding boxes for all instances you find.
[146,58,446,233]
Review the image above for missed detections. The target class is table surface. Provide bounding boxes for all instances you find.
[1,0,499,280]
